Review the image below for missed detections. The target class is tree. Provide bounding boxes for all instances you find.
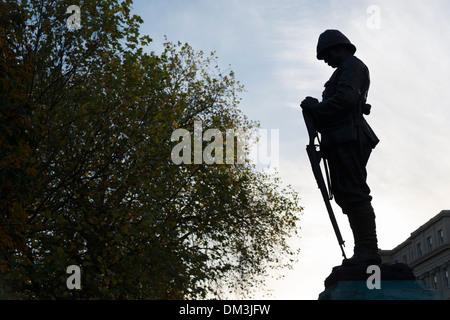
[0,0,36,298]
[1,0,303,299]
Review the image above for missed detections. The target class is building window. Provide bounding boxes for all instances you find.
[427,236,433,251]
[432,274,438,289]
[417,243,422,257]
[438,229,444,245]
[443,268,449,288]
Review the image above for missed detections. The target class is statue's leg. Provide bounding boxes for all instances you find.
[343,204,381,266]
[326,142,381,265]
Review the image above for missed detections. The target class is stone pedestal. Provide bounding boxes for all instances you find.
[318,263,442,300]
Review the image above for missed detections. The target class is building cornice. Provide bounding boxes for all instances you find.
[409,244,450,269]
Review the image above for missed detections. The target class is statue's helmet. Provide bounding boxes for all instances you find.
[316,29,356,60]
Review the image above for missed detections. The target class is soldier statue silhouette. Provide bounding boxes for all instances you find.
[301,30,381,266]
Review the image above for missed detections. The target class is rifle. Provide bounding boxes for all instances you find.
[302,110,347,259]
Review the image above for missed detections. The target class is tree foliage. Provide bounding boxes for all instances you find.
[1,0,303,299]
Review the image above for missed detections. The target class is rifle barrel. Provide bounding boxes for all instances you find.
[303,110,347,259]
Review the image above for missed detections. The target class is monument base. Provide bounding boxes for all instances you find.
[318,263,442,300]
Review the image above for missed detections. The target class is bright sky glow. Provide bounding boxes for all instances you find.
[131,0,450,299]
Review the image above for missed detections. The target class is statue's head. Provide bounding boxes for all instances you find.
[316,30,356,68]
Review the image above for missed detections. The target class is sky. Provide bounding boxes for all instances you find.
[130,0,450,299]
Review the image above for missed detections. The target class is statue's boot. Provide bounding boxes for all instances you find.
[342,206,381,266]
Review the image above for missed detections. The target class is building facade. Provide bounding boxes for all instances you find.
[379,210,450,300]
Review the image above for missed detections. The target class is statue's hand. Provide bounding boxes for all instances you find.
[300,97,319,112]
